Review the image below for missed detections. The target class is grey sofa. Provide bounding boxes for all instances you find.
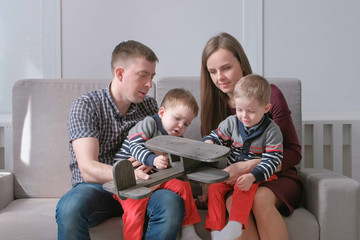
[0,77,359,240]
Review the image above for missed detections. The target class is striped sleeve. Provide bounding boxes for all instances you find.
[114,138,132,162]
[202,116,235,148]
[128,117,157,167]
[251,122,283,182]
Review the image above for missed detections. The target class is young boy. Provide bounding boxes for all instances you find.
[114,88,202,240]
[202,74,283,240]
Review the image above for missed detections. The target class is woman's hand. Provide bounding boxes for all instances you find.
[275,162,283,172]
[196,183,209,209]
[223,159,260,185]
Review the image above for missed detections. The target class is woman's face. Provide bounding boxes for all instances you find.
[206,48,244,95]
[235,97,271,128]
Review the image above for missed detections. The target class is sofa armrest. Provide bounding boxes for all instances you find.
[0,171,14,210]
[299,168,360,240]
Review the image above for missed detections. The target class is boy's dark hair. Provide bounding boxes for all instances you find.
[160,88,199,117]
[234,74,271,106]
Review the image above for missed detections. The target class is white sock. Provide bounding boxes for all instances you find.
[211,230,220,239]
[181,225,201,240]
[214,221,243,240]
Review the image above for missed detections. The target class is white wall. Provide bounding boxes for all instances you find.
[1,0,360,176]
[263,0,360,119]
[61,0,244,79]
[2,1,360,119]
[0,1,43,114]
[0,0,60,114]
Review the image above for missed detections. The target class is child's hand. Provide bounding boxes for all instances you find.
[204,140,214,144]
[153,155,169,169]
[236,173,255,191]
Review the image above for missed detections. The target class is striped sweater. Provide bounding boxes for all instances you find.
[202,115,283,182]
[114,114,168,167]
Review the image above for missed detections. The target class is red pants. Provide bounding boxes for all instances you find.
[114,179,201,240]
[205,174,277,231]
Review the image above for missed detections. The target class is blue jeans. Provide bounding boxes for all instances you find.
[56,183,185,240]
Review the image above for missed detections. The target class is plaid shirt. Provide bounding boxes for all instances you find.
[67,83,158,186]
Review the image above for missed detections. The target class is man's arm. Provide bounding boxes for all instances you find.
[72,137,113,184]
[74,137,152,184]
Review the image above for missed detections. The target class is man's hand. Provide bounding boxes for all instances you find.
[134,164,152,180]
[128,156,141,168]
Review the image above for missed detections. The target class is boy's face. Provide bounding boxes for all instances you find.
[158,104,196,137]
[235,97,271,128]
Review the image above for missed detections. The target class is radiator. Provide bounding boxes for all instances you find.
[302,120,360,182]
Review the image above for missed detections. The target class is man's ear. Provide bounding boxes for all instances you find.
[158,107,165,118]
[114,67,124,81]
[264,103,272,113]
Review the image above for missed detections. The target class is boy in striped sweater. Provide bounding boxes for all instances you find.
[202,75,283,240]
[114,88,201,240]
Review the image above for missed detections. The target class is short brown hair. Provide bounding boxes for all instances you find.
[234,74,271,106]
[160,88,199,117]
[111,40,158,74]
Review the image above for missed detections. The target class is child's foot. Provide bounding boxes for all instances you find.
[213,221,243,240]
[181,225,201,240]
[211,230,220,239]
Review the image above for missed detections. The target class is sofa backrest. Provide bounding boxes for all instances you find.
[12,79,155,198]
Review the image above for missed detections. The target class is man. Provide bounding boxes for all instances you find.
[56,40,185,240]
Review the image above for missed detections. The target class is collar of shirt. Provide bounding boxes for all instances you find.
[244,115,266,135]
[106,83,138,118]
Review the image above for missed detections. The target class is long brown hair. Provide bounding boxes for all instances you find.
[200,32,253,136]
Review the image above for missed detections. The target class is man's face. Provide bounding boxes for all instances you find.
[121,57,156,103]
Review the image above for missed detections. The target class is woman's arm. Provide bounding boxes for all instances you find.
[269,84,302,170]
[224,159,261,185]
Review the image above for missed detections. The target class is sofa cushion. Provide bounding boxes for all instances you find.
[284,207,319,240]
[89,217,124,240]
[0,198,58,240]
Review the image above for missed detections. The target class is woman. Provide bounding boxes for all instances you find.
[200,32,302,240]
